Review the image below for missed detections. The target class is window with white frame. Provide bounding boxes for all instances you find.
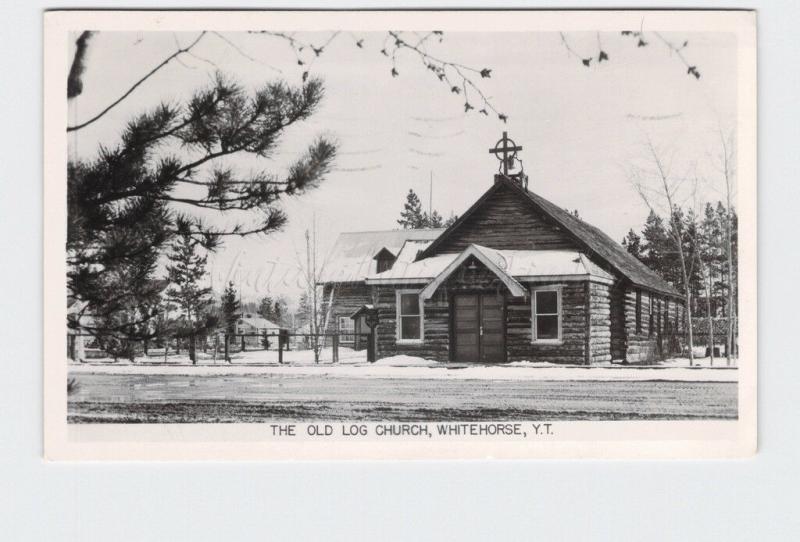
[338,316,355,344]
[532,288,561,342]
[396,290,423,342]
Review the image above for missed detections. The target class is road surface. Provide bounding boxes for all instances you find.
[67,372,737,423]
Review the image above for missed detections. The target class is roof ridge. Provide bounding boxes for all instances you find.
[340,227,445,235]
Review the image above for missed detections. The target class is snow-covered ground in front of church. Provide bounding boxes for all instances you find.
[69,348,738,382]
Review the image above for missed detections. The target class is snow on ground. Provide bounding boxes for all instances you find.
[70,351,738,382]
[79,346,368,366]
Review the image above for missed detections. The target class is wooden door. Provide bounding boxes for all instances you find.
[479,294,505,362]
[454,294,480,361]
[453,294,506,363]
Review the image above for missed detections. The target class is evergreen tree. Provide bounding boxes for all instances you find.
[672,206,704,308]
[640,210,671,279]
[423,209,444,228]
[443,213,460,228]
[714,202,738,318]
[296,292,311,328]
[621,229,644,261]
[273,297,288,326]
[397,189,458,229]
[397,189,426,229]
[220,282,240,362]
[67,75,335,341]
[164,233,213,364]
[258,296,274,321]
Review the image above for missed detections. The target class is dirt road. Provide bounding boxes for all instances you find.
[67,372,737,423]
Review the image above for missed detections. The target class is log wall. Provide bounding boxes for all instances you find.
[329,260,681,366]
[588,281,612,363]
[324,282,373,323]
[609,282,627,361]
[507,280,588,364]
[431,183,579,254]
[622,287,685,364]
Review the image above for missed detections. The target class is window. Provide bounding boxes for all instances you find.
[635,290,642,334]
[648,294,654,336]
[376,256,394,273]
[338,316,355,344]
[532,288,562,343]
[396,290,423,343]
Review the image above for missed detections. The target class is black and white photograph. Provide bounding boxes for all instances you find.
[42,10,756,459]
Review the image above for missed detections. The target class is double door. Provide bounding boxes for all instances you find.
[453,293,506,363]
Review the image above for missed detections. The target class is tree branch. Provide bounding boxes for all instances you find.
[67,31,208,132]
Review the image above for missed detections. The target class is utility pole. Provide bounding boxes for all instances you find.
[429,171,433,219]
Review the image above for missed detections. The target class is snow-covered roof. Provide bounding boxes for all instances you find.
[419,245,528,299]
[395,238,435,263]
[365,246,614,286]
[365,253,457,282]
[318,228,444,283]
[237,315,282,329]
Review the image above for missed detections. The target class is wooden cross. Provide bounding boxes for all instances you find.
[489,131,522,175]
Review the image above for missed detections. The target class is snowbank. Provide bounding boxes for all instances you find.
[372,355,439,367]
[69,356,738,382]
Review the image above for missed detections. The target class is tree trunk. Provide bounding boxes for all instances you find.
[224,333,230,363]
[673,234,695,365]
[189,334,196,365]
[726,208,735,365]
[706,272,714,366]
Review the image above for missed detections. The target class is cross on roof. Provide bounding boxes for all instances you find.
[489,131,523,176]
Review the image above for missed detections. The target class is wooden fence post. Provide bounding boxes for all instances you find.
[367,328,376,363]
[333,334,339,364]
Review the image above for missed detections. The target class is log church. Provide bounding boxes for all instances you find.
[320,134,685,364]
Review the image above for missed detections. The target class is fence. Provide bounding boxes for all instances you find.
[68,329,378,364]
[690,317,738,356]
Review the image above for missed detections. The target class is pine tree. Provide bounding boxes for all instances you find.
[397,189,426,229]
[621,229,644,261]
[698,202,723,361]
[258,296,274,321]
[398,189,457,229]
[423,209,444,228]
[673,206,704,308]
[67,75,335,342]
[273,297,287,326]
[443,213,459,227]
[164,233,213,364]
[220,282,240,363]
[296,292,311,328]
[640,210,671,280]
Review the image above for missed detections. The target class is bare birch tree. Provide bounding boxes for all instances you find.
[716,128,737,364]
[629,138,696,365]
[297,221,336,364]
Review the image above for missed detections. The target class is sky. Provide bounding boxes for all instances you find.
[69,29,737,304]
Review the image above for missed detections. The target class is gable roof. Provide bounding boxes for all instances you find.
[238,315,282,329]
[419,245,528,300]
[319,228,443,283]
[419,177,681,298]
[365,248,614,285]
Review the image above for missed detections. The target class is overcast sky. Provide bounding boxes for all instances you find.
[69,29,737,303]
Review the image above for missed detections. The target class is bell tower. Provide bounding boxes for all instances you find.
[489,132,528,189]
